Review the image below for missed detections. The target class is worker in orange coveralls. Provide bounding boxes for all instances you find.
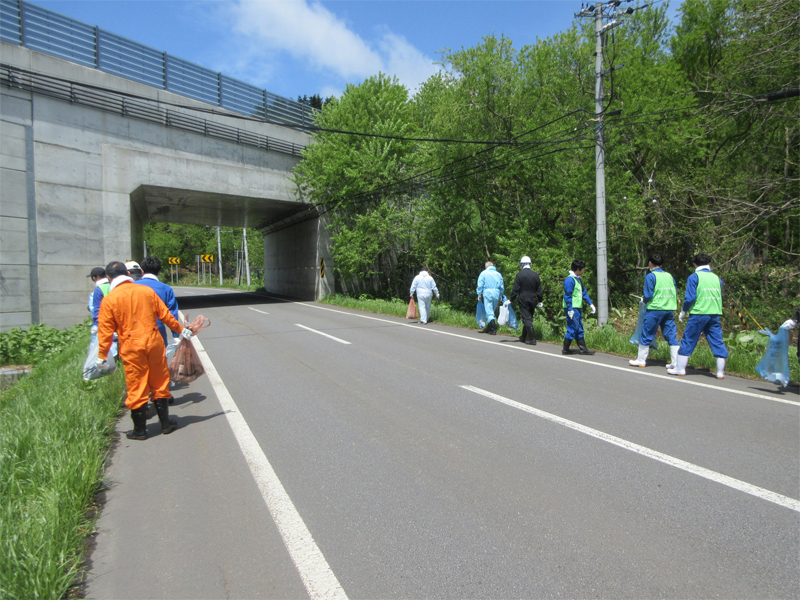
[96,261,193,441]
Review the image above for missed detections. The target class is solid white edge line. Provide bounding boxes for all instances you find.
[461,385,800,513]
[283,300,798,407]
[295,323,352,345]
[190,334,348,600]
[248,307,269,314]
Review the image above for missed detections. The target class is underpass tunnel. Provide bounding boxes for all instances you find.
[130,185,334,302]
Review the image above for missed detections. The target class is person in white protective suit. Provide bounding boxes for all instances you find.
[410,268,440,324]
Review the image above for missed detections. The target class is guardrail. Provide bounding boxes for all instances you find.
[1,64,305,157]
[0,0,316,129]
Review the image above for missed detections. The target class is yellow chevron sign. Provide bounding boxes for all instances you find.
[200,254,214,263]
[320,257,325,278]
[168,257,180,265]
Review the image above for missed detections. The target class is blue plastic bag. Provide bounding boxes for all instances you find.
[629,302,659,349]
[507,304,519,329]
[756,327,790,387]
[476,301,487,329]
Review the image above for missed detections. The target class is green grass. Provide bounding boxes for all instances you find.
[320,294,800,383]
[0,331,125,600]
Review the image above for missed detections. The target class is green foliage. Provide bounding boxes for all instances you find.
[0,334,125,599]
[144,223,265,284]
[293,2,798,326]
[0,322,88,367]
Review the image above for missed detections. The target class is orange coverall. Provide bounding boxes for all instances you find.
[97,280,183,410]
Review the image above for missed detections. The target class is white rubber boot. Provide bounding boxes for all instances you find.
[715,357,726,380]
[667,354,689,376]
[629,344,650,367]
[665,345,680,369]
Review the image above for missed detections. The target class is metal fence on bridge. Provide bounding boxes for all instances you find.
[0,0,316,129]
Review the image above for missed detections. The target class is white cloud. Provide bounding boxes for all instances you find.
[230,0,438,92]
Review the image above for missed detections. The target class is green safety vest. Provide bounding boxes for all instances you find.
[647,271,677,311]
[98,282,110,296]
[691,271,722,315]
[562,276,583,309]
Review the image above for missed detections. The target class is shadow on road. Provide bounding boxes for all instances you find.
[171,391,207,407]
[175,290,303,311]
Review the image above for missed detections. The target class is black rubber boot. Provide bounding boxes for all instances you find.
[518,328,527,343]
[153,398,178,435]
[577,337,595,355]
[488,320,497,335]
[562,338,577,355]
[524,326,536,345]
[126,407,148,441]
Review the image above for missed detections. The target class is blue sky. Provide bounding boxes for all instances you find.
[34,0,681,102]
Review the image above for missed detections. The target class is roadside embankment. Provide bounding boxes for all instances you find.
[0,326,125,600]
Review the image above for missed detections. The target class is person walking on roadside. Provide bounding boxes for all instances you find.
[781,307,800,359]
[88,267,110,342]
[477,261,505,335]
[409,267,440,325]
[667,253,728,379]
[125,260,143,281]
[510,256,543,345]
[629,253,680,369]
[96,261,193,440]
[136,256,179,347]
[562,260,596,355]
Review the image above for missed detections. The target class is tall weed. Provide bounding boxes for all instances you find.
[0,334,125,600]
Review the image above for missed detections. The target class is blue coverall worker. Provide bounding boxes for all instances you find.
[668,255,728,379]
[409,268,440,324]
[562,262,596,355]
[136,272,179,346]
[510,256,543,345]
[476,262,505,334]
[629,256,680,369]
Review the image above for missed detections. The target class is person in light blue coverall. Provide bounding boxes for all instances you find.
[629,253,680,369]
[135,256,179,348]
[668,253,728,379]
[476,261,505,335]
[409,268,440,324]
[562,260,596,355]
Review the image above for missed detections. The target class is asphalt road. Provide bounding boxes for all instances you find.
[86,288,800,599]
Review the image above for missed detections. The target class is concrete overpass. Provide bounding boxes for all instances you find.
[1,14,333,330]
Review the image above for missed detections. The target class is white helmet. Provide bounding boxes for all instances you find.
[520,255,531,264]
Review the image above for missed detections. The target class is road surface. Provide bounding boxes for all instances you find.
[85,288,800,599]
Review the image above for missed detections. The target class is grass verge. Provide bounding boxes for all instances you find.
[319,294,800,384]
[0,331,125,600]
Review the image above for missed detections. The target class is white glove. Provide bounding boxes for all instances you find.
[95,357,109,371]
[180,327,193,340]
[567,310,574,320]
[90,325,98,335]
[536,302,543,309]
[679,311,686,322]
[782,319,797,330]
[503,300,511,307]
[590,304,596,315]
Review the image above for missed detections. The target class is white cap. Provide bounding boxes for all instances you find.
[520,256,531,264]
[125,261,141,271]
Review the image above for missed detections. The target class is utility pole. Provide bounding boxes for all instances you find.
[243,228,251,286]
[576,0,631,325]
[216,226,223,285]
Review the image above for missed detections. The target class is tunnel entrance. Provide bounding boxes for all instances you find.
[130,185,333,302]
